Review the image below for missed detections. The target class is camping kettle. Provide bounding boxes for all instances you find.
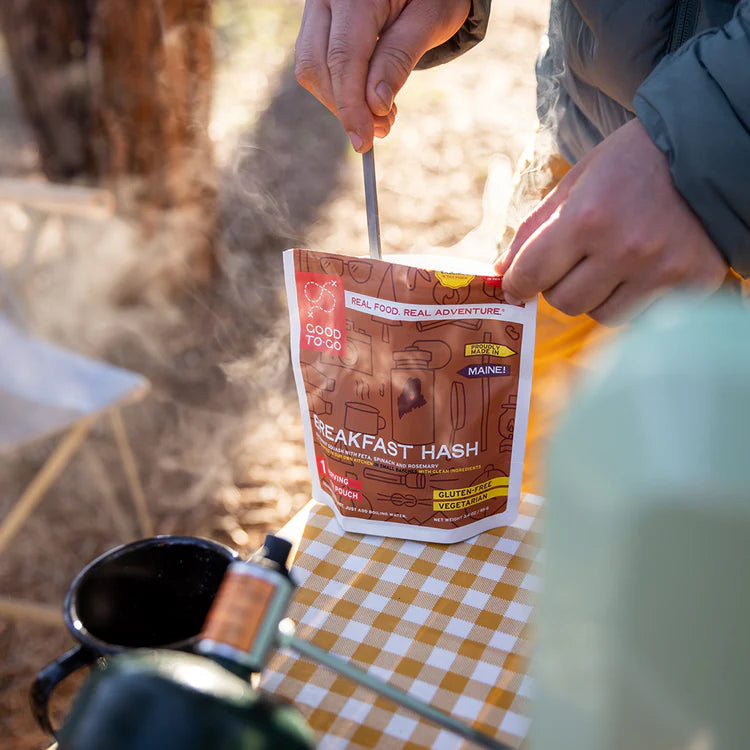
[53,536,316,750]
[55,650,315,750]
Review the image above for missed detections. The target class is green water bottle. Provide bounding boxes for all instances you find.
[534,295,750,749]
[56,536,316,750]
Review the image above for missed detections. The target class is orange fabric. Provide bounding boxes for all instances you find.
[510,143,744,496]
[502,139,616,496]
[522,297,612,496]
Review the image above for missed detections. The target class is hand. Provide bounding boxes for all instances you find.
[495,119,729,325]
[295,0,470,152]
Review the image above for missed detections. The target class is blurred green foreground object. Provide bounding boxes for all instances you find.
[536,294,750,749]
[56,650,315,750]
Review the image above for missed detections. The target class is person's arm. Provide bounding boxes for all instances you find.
[294,0,480,153]
[633,1,750,276]
[495,6,750,325]
[415,0,491,69]
[495,118,729,325]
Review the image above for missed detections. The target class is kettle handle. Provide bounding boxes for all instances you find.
[30,645,97,737]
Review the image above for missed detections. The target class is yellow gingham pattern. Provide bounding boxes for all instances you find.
[260,495,544,749]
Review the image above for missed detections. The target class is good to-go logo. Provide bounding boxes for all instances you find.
[296,271,347,354]
[303,279,338,318]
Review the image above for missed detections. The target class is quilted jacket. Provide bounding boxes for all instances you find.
[420,0,750,275]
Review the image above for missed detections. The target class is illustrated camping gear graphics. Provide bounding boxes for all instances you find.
[390,340,451,446]
[371,263,402,342]
[284,249,537,542]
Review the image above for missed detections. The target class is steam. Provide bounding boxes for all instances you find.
[496,0,569,252]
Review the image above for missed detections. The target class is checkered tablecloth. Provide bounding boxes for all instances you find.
[260,494,544,749]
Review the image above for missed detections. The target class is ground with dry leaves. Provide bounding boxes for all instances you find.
[0,0,549,745]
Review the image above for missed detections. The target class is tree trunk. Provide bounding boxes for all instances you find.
[0,0,216,291]
[91,0,217,289]
[0,0,96,180]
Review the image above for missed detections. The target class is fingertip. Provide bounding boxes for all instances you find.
[343,109,375,150]
[493,249,510,274]
[502,285,525,306]
[499,269,525,307]
[503,292,524,307]
[373,111,396,139]
[369,80,394,117]
[347,131,364,152]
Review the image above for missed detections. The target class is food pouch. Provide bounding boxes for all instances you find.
[284,248,536,543]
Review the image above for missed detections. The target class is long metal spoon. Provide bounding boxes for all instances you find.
[277,619,512,750]
[362,147,382,260]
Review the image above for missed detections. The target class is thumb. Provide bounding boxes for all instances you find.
[494,157,585,274]
[366,0,470,117]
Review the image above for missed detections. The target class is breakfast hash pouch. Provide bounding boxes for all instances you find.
[283,248,536,543]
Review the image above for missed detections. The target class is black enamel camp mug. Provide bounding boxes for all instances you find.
[30,535,238,736]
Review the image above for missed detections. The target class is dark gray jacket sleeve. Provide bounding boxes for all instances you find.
[415,0,491,69]
[634,1,750,276]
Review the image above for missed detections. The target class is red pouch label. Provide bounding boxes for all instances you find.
[295,271,347,356]
[317,455,363,503]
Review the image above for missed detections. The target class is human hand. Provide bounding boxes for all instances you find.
[295,0,470,152]
[495,119,728,325]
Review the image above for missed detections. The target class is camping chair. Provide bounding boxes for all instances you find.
[0,177,114,283]
[0,312,151,624]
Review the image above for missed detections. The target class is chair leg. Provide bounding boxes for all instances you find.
[79,442,134,541]
[109,408,154,538]
[0,262,27,329]
[0,416,94,555]
[0,595,62,626]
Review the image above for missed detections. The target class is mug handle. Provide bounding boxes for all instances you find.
[377,415,386,430]
[30,645,97,736]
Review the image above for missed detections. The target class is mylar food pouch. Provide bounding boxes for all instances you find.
[284,248,536,543]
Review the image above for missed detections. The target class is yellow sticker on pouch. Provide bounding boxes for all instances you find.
[432,475,509,510]
[464,342,517,358]
[435,271,474,289]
